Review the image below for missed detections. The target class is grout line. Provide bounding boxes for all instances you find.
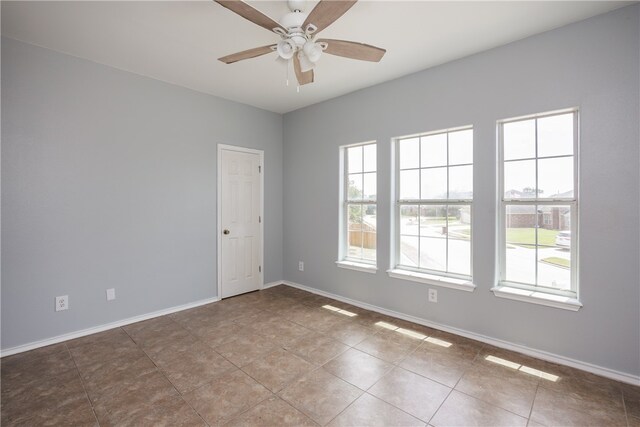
[65,343,101,426]
[527,384,540,426]
[122,322,212,427]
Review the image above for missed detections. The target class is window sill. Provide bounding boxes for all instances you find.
[387,269,476,292]
[491,285,582,311]
[336,260,378,274]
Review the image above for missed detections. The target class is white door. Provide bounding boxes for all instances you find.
[219,146,262,298]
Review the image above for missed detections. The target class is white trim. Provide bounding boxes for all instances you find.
[261,280,284,290]
[387,269,476,292]
[491,286,582,311]
[217,144,265,299]
[1,296,219,358]
[280,280,639,386]
[336,260,378,274]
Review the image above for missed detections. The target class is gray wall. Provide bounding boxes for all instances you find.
[1,37,283,349]
[283,5,640,376]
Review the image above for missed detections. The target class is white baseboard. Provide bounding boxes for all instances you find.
[1,296,220,358]
[261,280,283,290]
[280,280,640,386]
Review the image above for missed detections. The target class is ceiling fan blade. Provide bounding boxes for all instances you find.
[303,0,357,34]
[218,45,276,64]
[215,0,285,33]
[318,39,386,62]
[293,55,314,85]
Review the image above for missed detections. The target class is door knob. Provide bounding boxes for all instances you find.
[223,229,230,235]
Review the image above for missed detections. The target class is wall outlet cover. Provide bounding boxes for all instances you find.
[106,288,116,301]
[428,289,438,303]
[55,295,69,312]
[298,261,304,272]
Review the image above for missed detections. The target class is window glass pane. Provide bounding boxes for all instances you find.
[537,205,571,290]
[420,205,447,237]
[399,235,419,267]
[448,205,472,275]
[538,113,573,158]
[421,134,447,167]
[400,170,419,199]
[348,173,363,201]
[363,144,377,172]
[504,119,535,160]
[449,129,473,165]
[362,232,377,261]
[363,172,377,201]
[400,138,420,170]
[348,146,363,173]
[504,160,536,198]
[400,205,419,236]
[420,167,447,199]
[348,234,363,259]
[449,165,473,199]
[363,204,377,231]
[420,237,446,271]
[348,204,362,230]
[505,204,536,284]
[538,157,573,198]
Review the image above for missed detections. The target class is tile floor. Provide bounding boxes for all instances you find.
[1,284,638,426]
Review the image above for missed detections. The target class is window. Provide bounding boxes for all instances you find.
[498,109,578,300]
[338,142,377,271]
[391,127,473,288]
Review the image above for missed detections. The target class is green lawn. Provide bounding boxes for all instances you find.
[507,228,559,247]
[541,257,570,268]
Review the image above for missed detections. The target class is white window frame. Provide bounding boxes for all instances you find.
[389,126,475,291]
[337,141,377,273]
[495,108,580,307]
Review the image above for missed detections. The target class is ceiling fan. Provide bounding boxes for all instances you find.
[215,0,386,86]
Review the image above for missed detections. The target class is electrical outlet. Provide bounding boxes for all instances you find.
[428,289,438,303]
[106,288,116,301]
[55,295,69,312]
[298,261,304,272]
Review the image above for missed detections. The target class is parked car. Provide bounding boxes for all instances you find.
[555,231,571,248]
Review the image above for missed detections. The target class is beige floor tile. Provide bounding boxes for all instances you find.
[0,343,67,368]
[5,395,97,427]
[183,369,271,426]
[400,340,478,387]
[355,331,422,364]
[68,329,141,368]
[328,393,425,427]
[192,322,246,348]
[122,316,179,341]
[214,330,278,367]
[159,347,236,393]
[224,395,318,427]
[431,390,528,427]
[242,348,315,392]
[248,317,313,347]
[78,351,157,402]
[1,369,89,425]
[113,395,205,427]
[144,336,207,367]
[326,321,376,346]
[278,368,363,425]
[455,362,538,417]
[368,367,450,422]
[530,385,627,426]
[323,348,393,390]
[92,370,180,426]
[2,347,76,384]
[623,383,640,419]
[283,332,350,365]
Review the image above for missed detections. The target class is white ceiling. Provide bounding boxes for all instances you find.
[2,1,632,113]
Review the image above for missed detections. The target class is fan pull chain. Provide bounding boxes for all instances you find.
[285,60,290,87]
[297,85,300,93]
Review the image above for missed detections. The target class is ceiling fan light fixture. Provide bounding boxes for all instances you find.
[276,39,297,60]
[297,51,315,72]
[303,41,323,63]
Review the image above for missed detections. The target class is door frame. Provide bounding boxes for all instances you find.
[217,144,264,299]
